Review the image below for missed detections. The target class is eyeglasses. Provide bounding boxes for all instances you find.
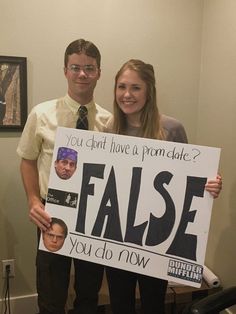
[67,64,98,76]
[45,232,65,241]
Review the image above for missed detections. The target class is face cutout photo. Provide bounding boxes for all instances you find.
[54,147,78,180]
[42,217,68,253]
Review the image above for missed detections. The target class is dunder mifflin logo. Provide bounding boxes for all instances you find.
[167,259,203,283]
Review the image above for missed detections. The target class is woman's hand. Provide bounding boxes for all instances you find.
[205,174,222,199]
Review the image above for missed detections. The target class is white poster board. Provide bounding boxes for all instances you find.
[39,127,221,288]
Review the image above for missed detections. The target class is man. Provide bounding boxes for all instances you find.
[42,217,68,253]
[54,147,77,180]
[17,39,111,314]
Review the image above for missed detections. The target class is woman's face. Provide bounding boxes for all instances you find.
[115,69,147,125]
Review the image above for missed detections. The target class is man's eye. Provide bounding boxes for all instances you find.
[71,65,80,72]
[84,65,95,72]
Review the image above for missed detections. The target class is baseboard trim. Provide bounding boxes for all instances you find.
[0,293,38,314]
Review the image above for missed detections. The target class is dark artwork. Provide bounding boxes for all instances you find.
[0,56,27,131]
[47,188,78,209]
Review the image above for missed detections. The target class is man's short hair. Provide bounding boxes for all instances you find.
[64,38,101,68]
[51,217,68,238]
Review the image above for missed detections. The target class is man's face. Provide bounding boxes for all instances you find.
[64,53,101,104]
[43,224,66,252]
[55,158,77,180]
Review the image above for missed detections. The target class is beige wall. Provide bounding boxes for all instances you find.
[198,0,236,287]
[0,0,235,301]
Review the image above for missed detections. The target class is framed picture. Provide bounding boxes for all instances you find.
[0,56,27,131]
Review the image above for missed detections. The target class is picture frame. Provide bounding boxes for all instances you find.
[0,56,27,131]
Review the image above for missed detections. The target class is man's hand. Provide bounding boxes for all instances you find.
[29,197,51,231]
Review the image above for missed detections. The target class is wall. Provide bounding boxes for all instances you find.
[198,0,236,288]
[0,0,235,308]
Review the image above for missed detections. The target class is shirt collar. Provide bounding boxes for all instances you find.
[64,94,96,115]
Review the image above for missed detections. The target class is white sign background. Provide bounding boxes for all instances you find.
[39,127,221,287]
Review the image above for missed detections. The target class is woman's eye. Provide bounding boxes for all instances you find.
[117,84,125,89]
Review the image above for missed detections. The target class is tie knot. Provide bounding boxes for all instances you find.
[79,106,88,117]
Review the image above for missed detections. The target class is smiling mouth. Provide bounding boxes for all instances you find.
[122,101,135,105]
[76,82,89,85]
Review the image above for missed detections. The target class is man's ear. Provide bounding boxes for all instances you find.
[97,68,101,80]
[64,67,68,77]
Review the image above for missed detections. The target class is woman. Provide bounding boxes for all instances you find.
[106,59,222,314]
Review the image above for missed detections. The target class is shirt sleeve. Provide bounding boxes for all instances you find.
[16,107,42,160]
[161,114,188,144]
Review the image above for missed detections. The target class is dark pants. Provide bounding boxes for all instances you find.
[106,267,168,314]
[36,238,104,314]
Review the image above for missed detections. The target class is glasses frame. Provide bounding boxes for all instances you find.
[45,232,65,241]
[66,64,98,76]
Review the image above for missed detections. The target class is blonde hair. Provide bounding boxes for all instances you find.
[112,59,164,140]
